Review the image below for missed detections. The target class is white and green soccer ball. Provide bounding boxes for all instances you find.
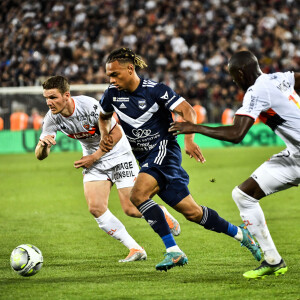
[10,244,43,277]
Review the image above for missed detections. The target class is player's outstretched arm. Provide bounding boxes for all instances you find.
[74,124,123,169]
[294,72,300,91]
[169,115,254,144]
[35,135,56,160]
[173,100,205,163]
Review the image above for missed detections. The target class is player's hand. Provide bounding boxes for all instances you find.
[39,135,56,147]
[74,154,96,169]
[100,134,114,153]
[169,121,197,136]
[184,140,206,163]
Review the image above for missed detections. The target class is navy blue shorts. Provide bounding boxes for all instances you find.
[138,139,190,207]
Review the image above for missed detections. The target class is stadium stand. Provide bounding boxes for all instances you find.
[0,0,299,127]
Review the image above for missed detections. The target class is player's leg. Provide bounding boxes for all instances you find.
[84,180,145,262]
[118,186,181,235]
[118,186,142,218]
[232,151,299,278]
[157,166,261,261]
[113,151,181,234]
[130,172,187,271]
[232,180,288,278]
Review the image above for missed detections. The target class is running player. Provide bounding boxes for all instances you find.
[170,50,300,278]
[98,48,261,271]
[35,75,180,262]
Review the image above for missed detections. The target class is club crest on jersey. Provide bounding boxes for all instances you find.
[138,99,147,110]
[82,121,89,130]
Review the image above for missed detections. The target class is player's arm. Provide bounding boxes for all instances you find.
[294,73,300,91]
[99,111,114,152]
[35,135,56,160]
[74,123,122,169]
[173,100,205,163]
[169,115,254,144]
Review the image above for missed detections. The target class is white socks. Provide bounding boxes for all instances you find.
[166,245,182,253]
[95,209,142,250]
[232,187,281,265]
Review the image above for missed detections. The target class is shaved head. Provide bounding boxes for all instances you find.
[228,51,259,73]
[228,51,262,91]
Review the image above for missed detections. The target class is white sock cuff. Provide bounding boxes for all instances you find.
[232,186,259,203]
[95,209,111,224]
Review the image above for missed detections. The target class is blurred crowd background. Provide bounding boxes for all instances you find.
[0,0,299,130]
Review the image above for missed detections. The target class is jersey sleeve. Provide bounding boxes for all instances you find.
[39,112,59,140]
[284,71,295,87]
[235,87,270,120]
[155,83,185,111]
[99,89,114,115]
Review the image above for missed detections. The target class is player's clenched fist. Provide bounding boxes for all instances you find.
[100,134,113,152]
[39,135,56,147]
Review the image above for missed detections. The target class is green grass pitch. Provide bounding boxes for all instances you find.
[0,146,299,299]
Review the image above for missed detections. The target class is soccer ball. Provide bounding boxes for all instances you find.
[10,244,43,277]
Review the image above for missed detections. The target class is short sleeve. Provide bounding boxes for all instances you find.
[235,88,270,120]
[284,71,295,87]
[100,89,114,115]
[155,83,185,111]
[39,112,58,140]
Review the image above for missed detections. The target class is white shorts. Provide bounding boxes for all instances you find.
[82,151,139,189]
[251,149,300,195]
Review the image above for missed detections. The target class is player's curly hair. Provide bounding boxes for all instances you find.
[106,48,148,69]
[42,75,70,94]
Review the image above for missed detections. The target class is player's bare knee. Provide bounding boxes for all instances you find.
[183,205,203,223]
[123,206,140,218]
[88,205,106,218]
[130,190,146,206]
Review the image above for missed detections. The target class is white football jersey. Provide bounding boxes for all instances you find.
[236,71,300,154]
[40,95,131,158]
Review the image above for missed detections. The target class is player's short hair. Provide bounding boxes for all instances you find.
[228,51,258,72]
[42,75,70,94]
[106,48,148,69]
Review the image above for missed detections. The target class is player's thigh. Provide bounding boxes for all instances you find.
[130,172,160,205]
[173,194,203,223]
[249,150,300,196]
[84,180,112,211]
[117,187,141,217]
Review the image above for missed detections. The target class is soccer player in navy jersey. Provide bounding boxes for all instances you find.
[98,48,261,271]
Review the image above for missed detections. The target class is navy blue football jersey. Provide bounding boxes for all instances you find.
[100,78,185,160]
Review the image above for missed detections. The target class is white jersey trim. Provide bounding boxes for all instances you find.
[170,97,185,111]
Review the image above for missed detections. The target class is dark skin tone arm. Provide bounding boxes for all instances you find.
[170,72,300,141]
[295,73,300,90]
[169,115,254,144]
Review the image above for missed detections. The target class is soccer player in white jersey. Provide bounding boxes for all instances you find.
[99,48,261,272]
[170,50,300,278]
[35,75,180,263]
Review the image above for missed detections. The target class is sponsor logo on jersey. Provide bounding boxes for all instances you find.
[160,91,169,99]
[138,99,147,110]
[113,161,135,180]
[119,103,127,109]
[277,80,291,92]
[132,128,151,138]
[113,97,130,102]
[82,121,89,130]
